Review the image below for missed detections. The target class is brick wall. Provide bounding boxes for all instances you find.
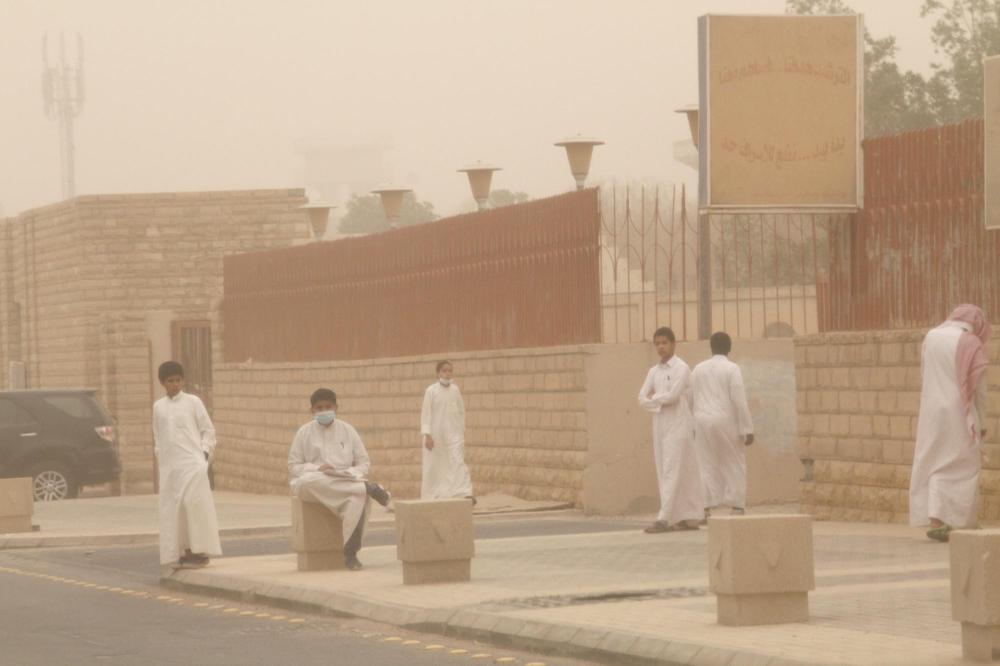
[796,330,1000,522]
[211,346,590,504]
[0,190,310,492]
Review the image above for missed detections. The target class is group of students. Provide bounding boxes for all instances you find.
[638,302,992,543]
[638,327,755,534]
[153,360,471,570]
[153,303,991,568]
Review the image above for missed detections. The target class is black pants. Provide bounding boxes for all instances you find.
[344,508,366,559]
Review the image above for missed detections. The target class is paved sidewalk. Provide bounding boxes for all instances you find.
[164,520,969,666]
[0,492,569,549]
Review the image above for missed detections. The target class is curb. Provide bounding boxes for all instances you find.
[0,525,292,550]
[161,569,808,666]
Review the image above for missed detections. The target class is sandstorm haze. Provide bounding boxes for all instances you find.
[1,0,935,218]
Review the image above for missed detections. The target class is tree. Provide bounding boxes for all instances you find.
[487,189,530,208]
[922,0,1000,122]
[338,192,438,234]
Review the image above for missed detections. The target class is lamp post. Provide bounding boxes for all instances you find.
[675,104,711,340]
[371,186,413,229]
[554,135,604,190]
[299,202,335,241]
[458,162,501,211]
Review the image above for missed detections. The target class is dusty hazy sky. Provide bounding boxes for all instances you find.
[1,0,938,218]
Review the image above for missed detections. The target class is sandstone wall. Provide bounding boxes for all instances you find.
[795,330,1000,522]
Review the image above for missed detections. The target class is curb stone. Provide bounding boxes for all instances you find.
[161,571,804,665]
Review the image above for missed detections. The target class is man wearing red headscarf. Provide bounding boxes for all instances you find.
[909,304,991,542]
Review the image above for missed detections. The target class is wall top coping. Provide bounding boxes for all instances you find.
[795,329,928,345]
[2,188,307,222]
[218,343,600,371]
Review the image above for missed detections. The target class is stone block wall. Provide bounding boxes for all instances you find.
[211,346,590,504]
[795,330,1000,522]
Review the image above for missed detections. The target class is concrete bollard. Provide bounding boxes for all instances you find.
[291,497,345,571]
[950,529,1000,662]
[394,498,474,585]
[708,514,815,626]
[0,477,33,534]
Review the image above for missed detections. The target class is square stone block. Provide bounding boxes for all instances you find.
[708,515,815,595]
[0,477,33,520]
[717,592,809,626]
[291,497,345,571]
[961,622,1000,662]
[402,559,472,585]
[394,499,474,563]
[0,515,32,534]
[951,529,1000,625]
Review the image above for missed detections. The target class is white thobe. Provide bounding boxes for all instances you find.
[638,356,705,524]
[910,322,987,528]
[153,391,222,565]
[691,355,754,509]
[420,382,473,499]
[288,419,371,544]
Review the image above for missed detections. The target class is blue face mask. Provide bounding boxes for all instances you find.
[315,410,336,426]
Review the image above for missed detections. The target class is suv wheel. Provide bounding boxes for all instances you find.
[28,460,79,501]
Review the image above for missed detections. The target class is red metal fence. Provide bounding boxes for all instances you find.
[222,189,601,362]
[823,119,1000,331]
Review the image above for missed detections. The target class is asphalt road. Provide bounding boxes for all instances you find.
[0,513,636,666]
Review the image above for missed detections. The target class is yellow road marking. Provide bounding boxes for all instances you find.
[526,662,548,666]
[254,613,271,618]
[288,618,306,624]
[425,644,445,650]
[239,610,255,616]
[470,655,492,660]
[270,615,287,621]
[495,659,518,664]
[402,639,420,645]
[193,602,209,607]
[223,608,239,613]
[383,637,402,642]
[208,604,225,609]
[450,649,469,654]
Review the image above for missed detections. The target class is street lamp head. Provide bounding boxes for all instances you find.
[458,162,502,210]
[298,201,336,241]
[674,105,699,149]
[371,186,413,229]
[554,135,604,190]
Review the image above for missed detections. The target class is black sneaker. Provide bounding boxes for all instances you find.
[366,482,392,508]
[345,555,363,570]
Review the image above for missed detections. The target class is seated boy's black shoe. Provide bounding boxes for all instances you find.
[366,482,392,508]
[467,495,477,506]
[345,555,363,570]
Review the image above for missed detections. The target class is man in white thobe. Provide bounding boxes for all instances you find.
[153,361,221,568]
[910,304,990,541]
[420,360,474,501]
[288,388,391,569]
[691,331,755,521]
[638,326,705,533]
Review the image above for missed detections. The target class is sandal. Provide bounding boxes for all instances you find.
[926,525,952,542]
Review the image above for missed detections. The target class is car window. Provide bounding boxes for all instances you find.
[0,398,38,426]
[40,395,99,420]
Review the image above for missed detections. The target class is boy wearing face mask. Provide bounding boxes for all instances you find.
[287,388,391,570]
[420,360,474,503]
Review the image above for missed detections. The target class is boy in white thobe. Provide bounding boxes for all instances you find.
[420,360,474,502]
[638,326,705,533]
[691,332,754,521]
[910,304,990,542]
[288,388,391,569]
[153,361,221,568]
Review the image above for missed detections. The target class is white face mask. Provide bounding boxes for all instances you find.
[315,410,336,426]
[439,377,452,386]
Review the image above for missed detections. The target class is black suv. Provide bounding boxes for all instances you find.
[0,389,121,501]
